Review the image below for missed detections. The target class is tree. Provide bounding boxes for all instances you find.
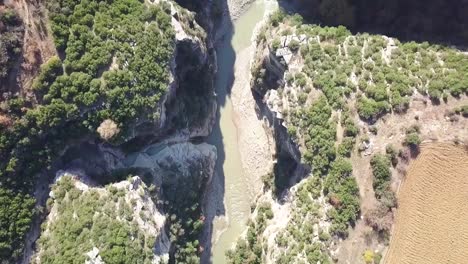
[370,154,392,199]
[97,119,120,141]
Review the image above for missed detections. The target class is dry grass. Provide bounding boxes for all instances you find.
[384,143,468,264]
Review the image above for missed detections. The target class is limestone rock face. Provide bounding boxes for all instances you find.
[126,142,217,188]
[36,173,171,264]
[129,1,217,141]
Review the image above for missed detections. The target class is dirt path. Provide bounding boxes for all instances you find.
[384,143,468,264]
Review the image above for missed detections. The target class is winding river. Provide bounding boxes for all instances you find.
[208,1,273,263]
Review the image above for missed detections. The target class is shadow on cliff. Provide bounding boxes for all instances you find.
[278,0,468,48]
[202,8,237,264]
[174,0,235,263]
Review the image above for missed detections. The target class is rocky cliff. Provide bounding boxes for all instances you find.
[10,0,223,263]
[228,10,468,264]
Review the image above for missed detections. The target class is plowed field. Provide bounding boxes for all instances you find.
[385,143,468,264]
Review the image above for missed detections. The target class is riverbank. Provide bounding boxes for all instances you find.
[230,34,274,197]
[203,1,277,263]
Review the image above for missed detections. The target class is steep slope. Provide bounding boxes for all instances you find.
[0,0,219,262]
[34,174,170,264]
[227,11,468,264]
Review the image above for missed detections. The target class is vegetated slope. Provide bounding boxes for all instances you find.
[35,174,168,264]
[0,0,176,261]
[284,0,468,46]
[0,7,24,93]
[385,143,468,264]
[227,10,468,264]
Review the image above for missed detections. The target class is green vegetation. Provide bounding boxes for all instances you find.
[370,154,394,205]
[0,8,23,81]
[404,125,422,147]
[324,158,360,237]
[385,144,398,166]
[338,137,355,157]
[163,171,205,264]
[0,0,175,261]
[0,189,35,260]
[267,17,468,123]
[301,96,336,175]
[273,177,331,263]
[454,105,468,118]
[226,203,274,264]
[37,176,157,264]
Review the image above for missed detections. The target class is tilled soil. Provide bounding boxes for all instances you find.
[385,143,468,264]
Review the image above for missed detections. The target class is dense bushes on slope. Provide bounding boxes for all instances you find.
[0,0,175,261]
[239,9,467,261]
[0,189,35,260]
[37,176,157,264]
[370,154,392,201]
[324,158,360,237]
[0,8,23,82]
[272,17,468,122]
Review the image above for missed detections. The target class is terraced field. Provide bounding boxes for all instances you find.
[385,143,468,264]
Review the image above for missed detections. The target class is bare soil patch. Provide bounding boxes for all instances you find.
[4,0,57,97]
[384,143,468,264]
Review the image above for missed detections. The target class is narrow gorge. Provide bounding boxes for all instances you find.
[1,0,468,263]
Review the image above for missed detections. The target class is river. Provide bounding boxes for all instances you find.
[207,1,271,263]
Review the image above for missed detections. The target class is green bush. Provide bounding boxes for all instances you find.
[289,39,300,51]
[461,105,468,117]
[404,132,421,146]
[0,8,23,80]
[269,10,285,27]
[324,158,360,237]
[38,176,156,264]
[227,203,274,264]
[303,96,336,175]
[272,38,281,50]
[385,144,398,166]
[370,154,392,200]
[356,97,389,121]
[337,137,355,157]
[0,189,35,260]
[295,72,307,87]
[32,56,63,93]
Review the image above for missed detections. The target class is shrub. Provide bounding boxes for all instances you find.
[356,97,389,121]
[385,144,398,166]
[269,10,285,27]
[363,250,374,264]
[337,137,355,157]
[370,154,392,200]
[289,39,300,51]
[460,105,468,117]
[295,72,307,87]
[324,158,360,237]
[32,56,63,92]
[404,132,421,147]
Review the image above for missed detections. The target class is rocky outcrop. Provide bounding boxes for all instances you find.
[126,142,217,189]
[35,172,171,264]
[23,1,221,263]
[251,38,309,195]
[127,1,217,142]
